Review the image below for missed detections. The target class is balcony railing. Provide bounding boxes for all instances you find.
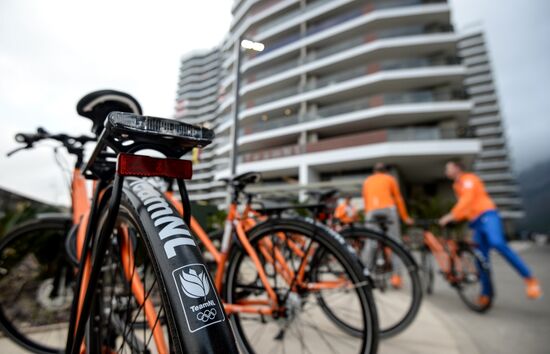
[255,0,331,34]
[235,89,463,136]
[242,56,459,111]
[313,90,455,119]
[245,59,300,83]
[238,126,462,163]
[240,114,299,136]
[242,86,299,110]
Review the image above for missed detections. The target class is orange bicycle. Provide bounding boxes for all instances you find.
[164,172,379,354]
[1,90,378,354]
[0,90,239,353]
[409,219,493,312]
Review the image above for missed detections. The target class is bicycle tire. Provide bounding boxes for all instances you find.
[225,217,378,354]
[340,227,423,338]
[85,177,238,353]
[455,246,493,313]
[0,215,73,354]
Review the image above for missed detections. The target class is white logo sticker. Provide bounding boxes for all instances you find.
[172,264,225,333]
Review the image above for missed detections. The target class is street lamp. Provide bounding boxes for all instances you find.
[229,38,265,176]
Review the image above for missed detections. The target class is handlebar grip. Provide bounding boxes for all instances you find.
[14,133,37,144]
[14,133,27,143]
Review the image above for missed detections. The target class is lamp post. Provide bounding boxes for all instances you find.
[229,38,265,176]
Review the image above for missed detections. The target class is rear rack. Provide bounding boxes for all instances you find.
[83,112,214,179]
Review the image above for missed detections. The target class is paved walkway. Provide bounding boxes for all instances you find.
[379,297,479,354]
[3,242,544,354]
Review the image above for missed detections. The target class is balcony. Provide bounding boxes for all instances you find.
[315,90,460,120]
[469,115,500,127]
[254,0,334,37]
[471,104,498,116]
[462,54,488,67]
[178,102,218,119]
[177,76,219,95]
[240,114,298,136]
[471,93,496,105]
[178,69,219,87]
[474,160,511,171]
[179,59,220,79]
[240,63,464,116]
[475,126,502,137]
[177,85,218,101]
[480,137,506,148]
[239,126,462,163]
[235,90,468,140]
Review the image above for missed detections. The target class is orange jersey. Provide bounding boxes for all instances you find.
[362,173,410,221]
[451,173,496,221]
[334,202,357,224]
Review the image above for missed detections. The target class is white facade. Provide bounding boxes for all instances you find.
[176,0,481,204]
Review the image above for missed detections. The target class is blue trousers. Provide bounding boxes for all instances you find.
[470,210,532,295]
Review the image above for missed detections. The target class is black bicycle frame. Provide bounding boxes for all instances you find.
[66,174,123,354]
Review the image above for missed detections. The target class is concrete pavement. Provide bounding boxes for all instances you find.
[1,242,547,353]
[426,242,550,354]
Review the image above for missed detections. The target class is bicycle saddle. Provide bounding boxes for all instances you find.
[219,171,262,188]
[369,214,393,225]
[77,89,142,136]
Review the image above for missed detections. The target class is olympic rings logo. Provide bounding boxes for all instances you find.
[196,309,217,322]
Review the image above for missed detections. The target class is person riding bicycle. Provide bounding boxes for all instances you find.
[334,194,358,224]
[362,162,414,288]
[438,159,542,303]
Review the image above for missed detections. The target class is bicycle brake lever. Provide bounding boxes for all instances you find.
[6,144,31,157]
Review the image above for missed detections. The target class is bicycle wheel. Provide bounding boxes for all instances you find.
[84,178,237,353]
[225,218,378,354]
[0,216,73,354]
[340,227,423,338]
[455,246,493,313]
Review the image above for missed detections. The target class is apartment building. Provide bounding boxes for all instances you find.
[176,0,481,206]
[458,28,524,219]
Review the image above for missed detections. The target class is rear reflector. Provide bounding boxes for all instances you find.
[117,153,192,179]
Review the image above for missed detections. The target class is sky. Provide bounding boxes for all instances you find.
[0,0,233,205]
[1,0,549,213]
[448,0,550,172]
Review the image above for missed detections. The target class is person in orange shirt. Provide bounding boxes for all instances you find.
[334,195,358,225]
[439,160,542,302]
[362,162,413,287]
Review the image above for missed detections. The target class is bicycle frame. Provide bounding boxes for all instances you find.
[66,167,170,354]
[165,192,350,317]
[422,230,465,283]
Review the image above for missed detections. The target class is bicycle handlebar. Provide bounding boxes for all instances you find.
[414,218,460,229]
[7,127,95,158]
